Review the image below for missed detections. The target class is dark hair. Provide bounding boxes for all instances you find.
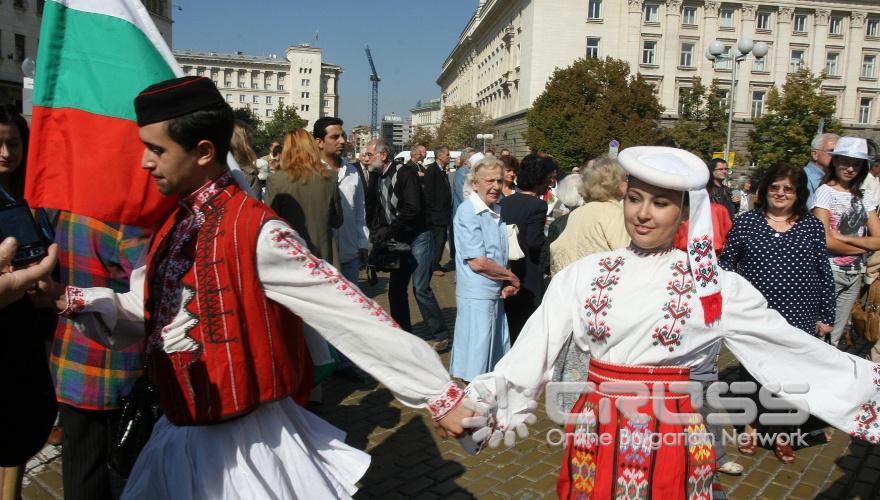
[824,155,869,196]
[705,158,728,189]
[755,163,809,222]
[517,154,557,191]
[312,116,343,140]
[166,103,234,164]
[0,105,30,199]
[501,154,519,173]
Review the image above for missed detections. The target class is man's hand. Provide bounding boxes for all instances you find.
[0,238,58,309]
[433,401,476,439]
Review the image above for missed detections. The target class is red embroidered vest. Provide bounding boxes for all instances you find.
[143,184,312,425]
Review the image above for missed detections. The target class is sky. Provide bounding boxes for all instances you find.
[172,0,477,127]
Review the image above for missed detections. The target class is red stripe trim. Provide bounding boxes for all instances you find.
[137,76,210,96]
[25,106,175,227]
[588,358,690,382]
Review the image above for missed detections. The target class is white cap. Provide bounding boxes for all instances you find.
[831,136,871,161]
[618,146,708,191]
[468,152,485,166]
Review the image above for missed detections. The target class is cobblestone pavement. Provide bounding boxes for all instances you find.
[20,270,880,499]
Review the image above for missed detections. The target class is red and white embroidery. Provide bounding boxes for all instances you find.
[270,228,399,327]
[652,260,694,352]
[688,236,719,289]
[584,256,625,343]
[851,400,880,443]
[427,382,465,421]
[61,286,86,316]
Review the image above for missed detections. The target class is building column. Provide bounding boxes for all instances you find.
[700,1,721,84]
[772,7,794,85]
[734,4,758,119]
[661,0,683,112]
[811,9,831,75]
[842,12,868,124]
[627,0,644,68]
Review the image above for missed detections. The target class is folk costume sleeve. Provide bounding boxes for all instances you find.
[721,271,880,443]
[257,219,463,419]
[467,264,583,433]
[60,266,147,349]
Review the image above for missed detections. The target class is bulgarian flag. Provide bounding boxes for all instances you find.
[25,0,181,227]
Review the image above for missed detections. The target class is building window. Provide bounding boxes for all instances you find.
[868,19,880,38]
[239,95,245,103]
[225,80,232,87]
[588,0,601,20]
[716,45,732,70]
[680,42,695,67]
[301,79,309,86]
[829,16,843,35]
[322,99,330,107]
[252,83,259,89]
[751,91,766,118]
[864,55,877,78]
[301,91,310,98]
[266,96,272,104]
[253,96,259,104]
[14,34,25,62]
[756,11,771,30]
[678,87,692,115]
[753,51,767,71]
[825,52,840,76]
[239,80,245,88]
[860,97,873,124]
[642,40,657,65]
[225,94,231,103]
[793,14,807,33]
[682,6,697,26]
[644,4,659,23]
[278,84,284,91]
[718,89,730,110]
[266,109,272,117]
[279,97,284,106]
[789,50,805,73]
[253,107,259,115]
[586,37,600,59]
[719,8,734,28]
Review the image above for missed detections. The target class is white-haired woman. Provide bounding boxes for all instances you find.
[540,173,586,278]
[450,157,520,382]
[463,146,880,498]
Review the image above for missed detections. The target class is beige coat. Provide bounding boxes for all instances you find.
[549,200,630,275]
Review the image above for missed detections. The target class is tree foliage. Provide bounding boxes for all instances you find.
[435,104,493,150]
[666,78,728,160]
[408,125,438,150]
[748,68,843,171]
[525,57,664,168]
[255,105,308,155]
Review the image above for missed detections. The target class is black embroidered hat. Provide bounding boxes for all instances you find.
[134,76,225,126]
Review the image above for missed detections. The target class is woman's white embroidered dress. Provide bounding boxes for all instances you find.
[473,246,880,444]
[65,219,461,499]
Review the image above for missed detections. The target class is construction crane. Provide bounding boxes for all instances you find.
[364,45,380,140]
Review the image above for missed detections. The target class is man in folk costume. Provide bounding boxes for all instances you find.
[47,76,471,498]
[463,146,880,499]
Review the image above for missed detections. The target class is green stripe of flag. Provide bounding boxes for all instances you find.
[33,0,175,121]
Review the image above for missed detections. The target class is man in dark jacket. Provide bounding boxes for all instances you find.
[423,144,453,276]
[366,140,449,347]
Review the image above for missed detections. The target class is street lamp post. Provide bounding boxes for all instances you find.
[20,57,36,124]
[476,133,494,153]
[705,38,768,165]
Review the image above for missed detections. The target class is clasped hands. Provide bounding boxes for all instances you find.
[0,237,58,309]
[433,375,538,450]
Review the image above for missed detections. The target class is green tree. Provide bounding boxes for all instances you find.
[666,78,728,160]
[233,107,261,132]
[525,57,664,168]
[435,104,493,150]
[748,68,843,171]
[252,105,307,155]
[407,125,437,150]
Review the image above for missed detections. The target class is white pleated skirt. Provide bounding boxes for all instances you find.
[121,398,370,499]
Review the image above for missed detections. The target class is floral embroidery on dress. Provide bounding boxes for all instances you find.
[62,286,86,316]
[426,382,465,421]
[873,364,880,391]
[688,236,719,289]
[570,403,599,495]
[270,227,398,327]
[686,416,714,500]
[584,256,625,343]
[851,400,880,443]
[652,260,694,352]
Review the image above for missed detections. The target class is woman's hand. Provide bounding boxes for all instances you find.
[816,321,832,337]
[0,238,58,309]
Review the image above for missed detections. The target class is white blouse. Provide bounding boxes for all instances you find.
[65,219,460,415]
[471,247,880,443]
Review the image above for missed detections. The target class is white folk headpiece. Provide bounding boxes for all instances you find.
[618,146,721,325]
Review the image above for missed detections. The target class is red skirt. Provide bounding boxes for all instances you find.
[557,359,715,499]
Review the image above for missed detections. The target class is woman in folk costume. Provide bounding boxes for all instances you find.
[462,146,880,499]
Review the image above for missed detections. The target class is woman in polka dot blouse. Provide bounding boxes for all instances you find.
[720,162,834,464]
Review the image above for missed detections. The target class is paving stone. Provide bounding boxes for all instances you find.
[757,482,790,498]
[789,482,820,499]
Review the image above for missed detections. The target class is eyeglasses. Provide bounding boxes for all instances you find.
[768,184,795,195]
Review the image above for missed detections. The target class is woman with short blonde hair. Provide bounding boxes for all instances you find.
[579,156,628,203]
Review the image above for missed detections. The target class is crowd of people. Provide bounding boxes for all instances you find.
[3,75,880,499]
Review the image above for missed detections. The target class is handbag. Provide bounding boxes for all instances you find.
[852,281,880,344]
[506,224,525,261]
[109,352,162,478]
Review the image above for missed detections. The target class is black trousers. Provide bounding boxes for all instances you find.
[432,225,448,270]
[504,289,539,344]
[60,404,127,500]
[387,254,415,332]
[446,223,456,266]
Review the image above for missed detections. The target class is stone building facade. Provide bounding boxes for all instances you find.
[438,0,880,162]
[174,44,341,130]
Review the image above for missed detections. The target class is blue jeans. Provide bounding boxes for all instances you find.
[340,258,360,285]
[411,230,449,340]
